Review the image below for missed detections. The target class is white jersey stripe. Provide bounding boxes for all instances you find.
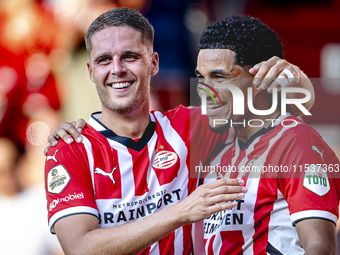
[241,178,260,255]
[210,143,233,179]
[154,111,188,166]
[174,226,184,255]
[150,242,160,255]
[213,233,222,255]
[107,139,135,201]
[82,136,96,195]
[147,132,158,187]
[232,141,240,168]
[267,190,304,254]
[154,111,189,198]
[237,136,259,179]
[88,113,105,131]
[149,112,156,122]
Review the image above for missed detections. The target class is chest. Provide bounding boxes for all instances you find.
[84,132,194,227]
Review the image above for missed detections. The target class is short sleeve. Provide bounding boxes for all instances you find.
[274,132,340,225]
[44,141,98,233]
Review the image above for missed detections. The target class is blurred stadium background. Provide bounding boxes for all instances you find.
[0,0,339,254]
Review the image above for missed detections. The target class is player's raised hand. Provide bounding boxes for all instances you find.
[249,56,303,93]
[175,178,247,224]
[44,119,86,155]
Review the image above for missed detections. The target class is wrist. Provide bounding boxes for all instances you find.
[163,202,187,228]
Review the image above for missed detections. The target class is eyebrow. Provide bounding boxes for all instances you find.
[122,51,144,59]
[210,69,229,75]
[195,69,229,76]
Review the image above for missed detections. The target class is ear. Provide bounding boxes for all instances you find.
[87,61,95,83]
[150,52,159,76]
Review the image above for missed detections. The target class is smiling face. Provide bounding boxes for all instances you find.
[196,49,253,130]
[87,26,159,115]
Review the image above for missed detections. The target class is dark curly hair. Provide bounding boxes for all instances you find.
[199,16,284,67]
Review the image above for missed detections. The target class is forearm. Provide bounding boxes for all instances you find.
[57,204,184,255]
[55,179,245,255]
[87,206,183,254]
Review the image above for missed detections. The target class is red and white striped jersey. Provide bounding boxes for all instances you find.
[45,106,229,255]
[203,115,340,255]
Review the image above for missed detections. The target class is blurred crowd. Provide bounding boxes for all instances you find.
[0,0,339,254]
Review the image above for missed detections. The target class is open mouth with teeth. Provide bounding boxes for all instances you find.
[206,99,227,116]
[206,97,225,108]
[207,104,222,110]
[109,81,134,89]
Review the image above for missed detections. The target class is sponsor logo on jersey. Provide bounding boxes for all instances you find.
[311,145,324,161]
[152,151,178,169]
[49,192,84,211]
[204,199,245,235]
[303,164,330,196]
[95,167,116,184]
[47,164,71,194]
[97,188,182,225]
[47,149,59,163]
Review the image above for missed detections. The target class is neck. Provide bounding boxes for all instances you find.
[234,110,281,143]
[99,104,150,139]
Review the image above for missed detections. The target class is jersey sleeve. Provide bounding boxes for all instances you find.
[274,132,340,226]
[44,140,98,233]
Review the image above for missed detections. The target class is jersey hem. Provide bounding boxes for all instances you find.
[49,206,98,234]
[290,210,338,226]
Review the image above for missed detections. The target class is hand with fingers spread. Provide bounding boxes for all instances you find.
[44,119,86,155]
[176,178,247,224]
[249,56,315,116]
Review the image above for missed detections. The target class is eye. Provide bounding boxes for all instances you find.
[196,75,205,81]
[98,57,111,64]
[213,75,230,83]
[122,54,138,61]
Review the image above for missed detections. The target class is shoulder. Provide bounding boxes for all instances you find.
[45,139,88,173]
[266,116,338,162]
[150,105,202,121]
[45,125,101,171]
[275,116,323,142]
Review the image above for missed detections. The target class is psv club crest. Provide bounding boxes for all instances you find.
[153,150,178,169]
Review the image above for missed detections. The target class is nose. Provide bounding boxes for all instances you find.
[198,78,217,94]
[198,78,215,88]
[110,57,127,76]
[198,78,217,98]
